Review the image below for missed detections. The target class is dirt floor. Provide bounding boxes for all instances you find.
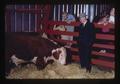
[6,62,114,79]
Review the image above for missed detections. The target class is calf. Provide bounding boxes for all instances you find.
[5,32,71,76]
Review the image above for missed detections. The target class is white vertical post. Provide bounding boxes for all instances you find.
[80,4,82,13]
[62,4,64,12]
[74,4,76,15]
[53,5,56,21]
[35,5,37,32]
[84,4,86,13]
[86,4,88,16]
[22,5,24,32]
[40,7,43,30]
[77,4,80,17]
[29,4,31,32]
[66,4,68,12]
[90,4,94,22]
[58,4,60,21]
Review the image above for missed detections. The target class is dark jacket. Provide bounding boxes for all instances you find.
[78,20,95,46]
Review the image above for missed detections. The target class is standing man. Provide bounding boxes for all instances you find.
[78,13,95,72]
[108,7,115,24]
[62,12,76,48]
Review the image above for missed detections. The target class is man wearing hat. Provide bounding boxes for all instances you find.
[78,13,95,72]
[62,12,76,48]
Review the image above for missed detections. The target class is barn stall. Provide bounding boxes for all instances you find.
[5,4,115,79]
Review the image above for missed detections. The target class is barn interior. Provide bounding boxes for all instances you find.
[5,4,115,79]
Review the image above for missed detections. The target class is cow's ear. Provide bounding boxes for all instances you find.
[52,49,56,53]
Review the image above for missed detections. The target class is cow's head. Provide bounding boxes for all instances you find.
[52,47,66,65]
[52,49,61,59]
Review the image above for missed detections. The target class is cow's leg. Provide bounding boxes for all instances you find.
[46,59,54,64]
[45,56,55,64]
[36,57,46,70]
[5,57,13,76]
[5,51,15,76]
[11,55,28,66]
[65,48,72,65]
[30,56,38,64]
[44,56,54,63]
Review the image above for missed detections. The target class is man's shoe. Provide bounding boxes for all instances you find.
[86,69,91,73]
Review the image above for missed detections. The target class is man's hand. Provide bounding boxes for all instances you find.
[66,20,71,24]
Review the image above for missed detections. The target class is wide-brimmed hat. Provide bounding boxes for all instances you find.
[79,13,87,19]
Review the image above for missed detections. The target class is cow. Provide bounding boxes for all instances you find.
[5,32,72,76]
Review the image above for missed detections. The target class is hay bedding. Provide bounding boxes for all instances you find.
[6,62,114,79]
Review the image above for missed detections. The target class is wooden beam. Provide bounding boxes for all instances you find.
[94,23,114,29]
[72,56,114,69]
[92,59,114,69]
[43,29,79,36]
[47,21,81,26]
[96,33,115,40]
[71,48,115,58]
[93,43,115,49]
[71,48,79,52]
[43,30,115,41]
[52,39,77,44]
[72,55,80,62]
[92,51,114,58]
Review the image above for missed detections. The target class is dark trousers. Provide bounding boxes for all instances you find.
[79,43,92,70]
[66,48,72,64]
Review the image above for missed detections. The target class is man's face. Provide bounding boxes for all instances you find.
[62,14,67,19]
[80,17,86,24]
[110,8,115,16]
[52,49,61,59]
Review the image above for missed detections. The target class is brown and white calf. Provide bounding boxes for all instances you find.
[5,33,71,76]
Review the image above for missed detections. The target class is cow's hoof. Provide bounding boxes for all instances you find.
[47,60,54,64]
[36,65,46,70]
[37,66,44,70]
